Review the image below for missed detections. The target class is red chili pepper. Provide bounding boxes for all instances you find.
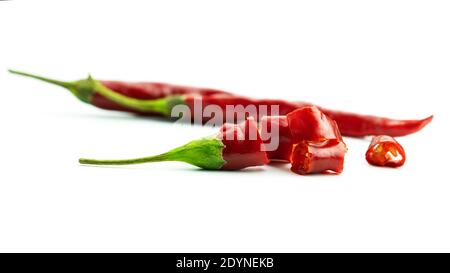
[79,118,268,170]
[218,118,269,169]
[184,94,310,122]
[365,135,406,167]
[260,116,293,162]
[285,106,347,175]
[291,139,347,175]
[286,106,342,142]
[260,107,343,163]
[101,80,228,98]
[8,70,231,115]
[322,110,433,138]
[94,81,231,113]
[10,70,433,137]
[186,94,433,137]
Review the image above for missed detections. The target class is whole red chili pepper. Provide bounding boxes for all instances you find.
[365,135,406,167]
[10,70,433,137]
[185,94,432,137]
[79,118,268,170]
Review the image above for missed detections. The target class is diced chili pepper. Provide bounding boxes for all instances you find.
[290,139,347,175]
[260,107,349,163]
[365,135,406,167]
[260,108,344,163]
[260,116,293,162]
[285,106,347,175]
[286,106,342,142]
[10,70,433,137]
[79,118,268,171]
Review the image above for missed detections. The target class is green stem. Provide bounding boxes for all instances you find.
[9,69,183,115]
[79,137,226,170]
[8,69,75,89]
[79,154,172,165]
[9,69,92,102]
[93,82,182,116]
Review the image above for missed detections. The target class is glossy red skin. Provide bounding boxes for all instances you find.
[102,81,229,98]
[323,110,433,138]
[217,119,269,170]
[90,83,432,138]
[184,94,310,124]
[259,116,293,162]
[90,81,231,114]
[365,135,406,167]
[286,106,347,174]
[287,106,342,143]
[291,139,347,175]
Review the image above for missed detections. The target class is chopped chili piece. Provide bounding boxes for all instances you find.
[79,118,268,171]
[285,106,347,175]
[290,139,347,175]
[260,108,343,163]
[286,106,342,142]
[365,135,406,167]
[260,115,293,162]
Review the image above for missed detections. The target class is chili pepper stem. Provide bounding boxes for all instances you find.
[9,69,182,116]
[9,69,95,103]
[8,69,75,89]
[79,137,226,170]
[79,154,171,165]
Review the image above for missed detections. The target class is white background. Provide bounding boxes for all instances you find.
[0,0,449,252]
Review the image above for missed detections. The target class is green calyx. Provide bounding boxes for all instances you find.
[79,136,226,170]
[8,69,184,116]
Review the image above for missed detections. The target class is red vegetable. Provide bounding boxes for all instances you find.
[286,106,342,142]
[8,70,231,115]
[291,139,347,175]
[260,107,344,163]
[184,94,309,122]
[94,81,231,114]
[79,118,268,170]
[286,106,347,175]
[218,118,269,169]
[10,70,433,137]
[101,80,229,98]
[365,135,406,167]
[260,116,293,162]
[322,110,433,138]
